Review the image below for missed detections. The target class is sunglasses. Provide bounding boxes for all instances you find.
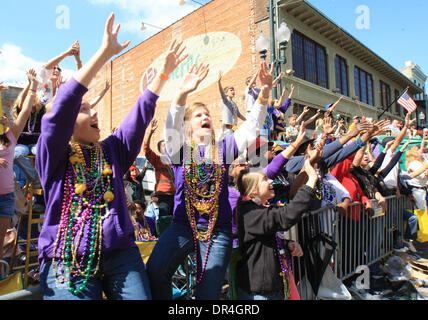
[54,67,62,72]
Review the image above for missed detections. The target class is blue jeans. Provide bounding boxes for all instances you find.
[146,221,233,300]
[403,209,419,240]
[238,287,283,300]
[40,247,151,300]
[13,144,38,182]
[0,193,15,218]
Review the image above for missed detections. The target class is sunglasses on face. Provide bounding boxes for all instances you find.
[54,67,62,72]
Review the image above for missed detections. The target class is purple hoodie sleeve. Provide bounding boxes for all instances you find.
[36,78,88,186]
[280,98,291,114]
[264,153,289,180]
[105,89,159,176]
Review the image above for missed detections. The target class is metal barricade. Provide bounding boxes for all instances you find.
[287,195,413,300]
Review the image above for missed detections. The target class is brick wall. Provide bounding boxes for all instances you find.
[86,0,262,157]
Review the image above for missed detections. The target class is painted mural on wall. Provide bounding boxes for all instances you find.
[140,32,242,102]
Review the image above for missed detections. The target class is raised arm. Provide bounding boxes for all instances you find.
[303,109,322,126]
[11,69,39,139]
[295,106,310,125]
[90,81,110,108]
[265,121,306,179]
[165,63,210,157]
[43,40,81,70]
[234,62,273,155]
[391,112,415,153]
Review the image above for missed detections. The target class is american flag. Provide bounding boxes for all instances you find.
[397,90,418,113]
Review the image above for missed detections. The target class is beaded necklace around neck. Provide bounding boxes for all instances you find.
[183,138,225,284]
[52,142,115,295]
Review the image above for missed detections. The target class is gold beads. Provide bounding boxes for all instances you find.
[74,183,86,195]
[103,191,114,202]
[102,165,113,176]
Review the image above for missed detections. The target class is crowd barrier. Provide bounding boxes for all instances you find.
[286,195,413,299]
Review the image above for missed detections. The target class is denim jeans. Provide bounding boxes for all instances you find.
[146,221,233,300]
[40,247,151,300]
[403,209,419,240]
[0,193,15,218]
[13,144,38,182]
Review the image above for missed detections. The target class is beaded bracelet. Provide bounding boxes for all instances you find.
[159,73,169,81]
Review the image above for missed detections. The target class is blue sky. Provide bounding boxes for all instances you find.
[1,0,427,87]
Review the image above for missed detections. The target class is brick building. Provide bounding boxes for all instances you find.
[85,0,422,157]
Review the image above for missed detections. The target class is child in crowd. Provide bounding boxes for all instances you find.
[0,70,39,259]
[35,14,187,299]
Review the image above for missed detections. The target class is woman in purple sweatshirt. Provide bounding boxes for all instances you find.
[146,62,275,299]
[36,14,187,300]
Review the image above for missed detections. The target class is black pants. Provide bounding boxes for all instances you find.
[157,194,175,218]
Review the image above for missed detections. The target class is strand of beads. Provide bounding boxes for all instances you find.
[52,143,114,295]
[275,236,292,300]
[183,139,225,284]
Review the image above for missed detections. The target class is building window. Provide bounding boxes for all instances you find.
[395,89,400,115]
[354,66,373,106]
[335,55,348,96]
[379,80,391,109]
[292,31,328,89]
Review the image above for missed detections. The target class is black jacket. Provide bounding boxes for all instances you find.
[236,185,315,295]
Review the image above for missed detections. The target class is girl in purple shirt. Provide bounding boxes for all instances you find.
[147,62,275,299]
[36,14,187,300]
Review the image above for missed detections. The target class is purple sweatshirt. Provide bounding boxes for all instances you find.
[171,134,238,230]
[36,78,158,267]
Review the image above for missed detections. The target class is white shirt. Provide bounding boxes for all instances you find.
[407,160,428,188]
[380,150,399,188]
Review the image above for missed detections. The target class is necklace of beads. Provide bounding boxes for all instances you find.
[52,142,114,295]
[275,234,292,300]
[183,138,225,284]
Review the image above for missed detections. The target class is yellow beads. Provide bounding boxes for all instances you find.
[74,183,86,195]
[102,165,113,176]
[103,191,114,202]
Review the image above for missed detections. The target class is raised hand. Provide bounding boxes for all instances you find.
[272,71,285,87]
[323,117,335,136]
[295,121,306,146]
[178,63,209,95]
[0,81,8,91]
[404,112,416,128]
[26,69,39,90]
[101,13,131,58]
[259,61,275,90]
[218,71,223,83]
[371,119,391,137]
[161,39,188,77]
[384,139,395,151]
[150,119,158,133]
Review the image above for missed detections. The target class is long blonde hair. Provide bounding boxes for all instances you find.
[184,102,215,142]
[405,146,422,168]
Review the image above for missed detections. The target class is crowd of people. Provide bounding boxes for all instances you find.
[0,13,427,301]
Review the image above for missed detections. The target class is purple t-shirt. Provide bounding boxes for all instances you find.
[36,78,158,267]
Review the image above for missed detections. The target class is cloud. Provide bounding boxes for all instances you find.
[88,0,200,36]
[0,43,43,87]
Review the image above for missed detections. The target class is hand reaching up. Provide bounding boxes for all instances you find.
[101,13,131,58]
[178,63,209,95]
[161,39,188,77]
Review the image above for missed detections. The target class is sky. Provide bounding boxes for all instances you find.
[1,0,427,87]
